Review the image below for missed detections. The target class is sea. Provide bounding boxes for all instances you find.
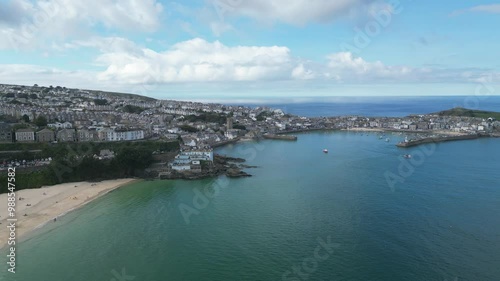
[236,96,500,117]
[1,97,500,281]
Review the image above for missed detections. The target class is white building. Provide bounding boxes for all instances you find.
[225,129,239,140]
[113,130,144,141]
[96,128,144,141]
[15,128,35,142]
[48,122,73,129]
[182,150,214,161]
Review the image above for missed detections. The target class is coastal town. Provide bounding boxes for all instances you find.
[1,83,499,175]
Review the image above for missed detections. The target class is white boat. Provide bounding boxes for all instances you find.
[323,149,328,153]
[385,138,390,142]
[403,154,412,159]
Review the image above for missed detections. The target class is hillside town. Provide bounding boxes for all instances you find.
[1,83,499,173]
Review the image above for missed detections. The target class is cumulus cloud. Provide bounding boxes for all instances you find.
[0,0,163,50]
[2,37,498,91]
[326,52,415,82]
[95,38,294,83]
[209,0,393,26]
[324,52,500,84]
[292,64,316,80]
[88,38,499,85]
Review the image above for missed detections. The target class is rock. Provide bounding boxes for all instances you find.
[226,168,252,178]
[239,164,259,168]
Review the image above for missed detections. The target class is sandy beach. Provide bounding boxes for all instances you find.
[342,127,385,132]
[0,178,138,249]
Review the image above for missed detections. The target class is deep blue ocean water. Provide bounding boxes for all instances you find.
[237,96,500,117]
[1,130,499,281]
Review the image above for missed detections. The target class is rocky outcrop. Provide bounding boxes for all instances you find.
[157,154,255,180]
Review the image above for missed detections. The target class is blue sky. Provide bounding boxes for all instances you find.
[0,0,499,100]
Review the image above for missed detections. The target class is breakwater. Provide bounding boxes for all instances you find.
[396,134,481,148]
[263,134,298,141]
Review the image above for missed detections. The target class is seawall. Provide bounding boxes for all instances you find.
[263,134,298,141]
[396,134,482,148]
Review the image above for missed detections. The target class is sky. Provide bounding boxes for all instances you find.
[0,0,499,101]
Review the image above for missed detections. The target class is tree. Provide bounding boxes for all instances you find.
[233,124,246,130]
[34,116,48,127]
[12,124,28,131]
[179,125,199,133]
[122,105,144,114]
[94,99,108,105]
[0,115,17,123]
[29,94,38,99]
[22,114,30,123]
[114,147,153,176]
[256,111,271,121]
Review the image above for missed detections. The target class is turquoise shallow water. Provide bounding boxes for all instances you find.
[1,131,500,281]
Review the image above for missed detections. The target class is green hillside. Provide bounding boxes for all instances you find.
[433,107,500,120]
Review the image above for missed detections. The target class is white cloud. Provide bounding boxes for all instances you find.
[0,64,98,89]
[96,38,294,83]
[92,38,500,85]
[2,38,499,93]
[210,0,393,26]
[326,52,415,82]
[210,21,235,37]
[469,4,500,13]
[451,4,500,16]
[292,64,316,80]
[0,0,163,50]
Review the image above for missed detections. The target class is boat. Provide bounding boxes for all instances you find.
[323,149,328,153]
[403,154,412,159]
[385,138,390,142]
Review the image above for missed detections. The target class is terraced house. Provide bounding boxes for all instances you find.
[77,128,98,142]
[36,128,55,142]
[0,123,13,143]
[57,128,76,142]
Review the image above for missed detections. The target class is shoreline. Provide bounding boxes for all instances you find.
[0,178,139,250]
[395,134,486,148]
[213,127,498,149]
[215,128,499,152]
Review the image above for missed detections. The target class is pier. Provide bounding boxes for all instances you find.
[396,134,481,148]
